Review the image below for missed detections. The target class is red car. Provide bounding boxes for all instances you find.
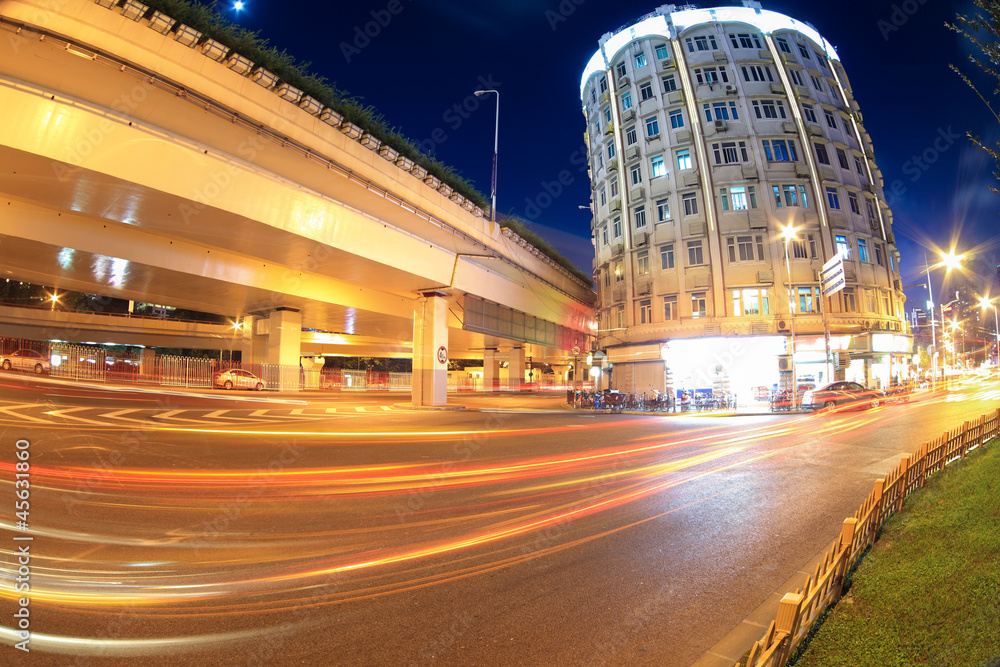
[801,381,886,411]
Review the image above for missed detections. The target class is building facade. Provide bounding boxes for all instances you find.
[580,3,911,403]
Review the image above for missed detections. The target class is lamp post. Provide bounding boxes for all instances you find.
[780,224,798,411]
[978,295,999,369]
[923,249,965,390]
[474,89,499,222]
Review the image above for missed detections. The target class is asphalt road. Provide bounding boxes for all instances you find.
[1,373,998,666]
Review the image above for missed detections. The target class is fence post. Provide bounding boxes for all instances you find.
[916,442,928,488]
[834,517,857,601]
[870,478,884,542]
[775,592,804,664]
[896,456,910,511]
[960,421,970,459]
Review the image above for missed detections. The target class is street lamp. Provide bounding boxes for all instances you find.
[780,224,798,410]
[474,89,499,222]
[923,249,966,390]
[978,295,999,368]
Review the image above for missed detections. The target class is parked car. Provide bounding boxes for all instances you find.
[0,349,50,375]
[213,369,265,391]
[801,381,886,411]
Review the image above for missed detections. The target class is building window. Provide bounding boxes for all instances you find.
[687,239,704,265]
[663,296,677,320]
[686,35,718,52]
[599,187,606,207]
[669,109,684,129]
[638,298,652,324]
[651,155,666,178]
[763,139,798,162]
[682,192,698,216]
[630,164,642,185]
[843,288,856,312]
[635,52,647,68]
[712,140,748,165]
[810,74,824,93]
[677,148,692,170]
[613,216,622,238]
[609,177,619,198]
[640,81,654,101]
[720,185,757,211]
[835,234,850,259]
[741,65,774,82]
[798,286,820,314]
[732,288,770,316]
[848,192,860,214]
[599,77,608,93]
[866,198,877,222]
[634,205,646,228]
[729,32,763,49]
[660,243,674,269]
[691,292,707,318]
[837,148,850,170]
[874,243,884,266]
[637,250,649,275]
[626,126,638,145]
[616,305,626,328]
[704,101,740,121]
[727,235,765,262]
[775,36,791,53]
[802,104,817,123]
[694,66,730,85]
[815,143,831,165]
[865,289,877,314]
[655,44,669,59]
[616,62,627,79]
[603,267,611,288]
[646,116,660,137]
[656,198,671,221]
[772,184,809,208]
[798,44,811,60]
[751,99,787,119]
[613,260,624,282]
[601,225,608,246]
[854,155,864,174]
[622,92,632,110]
[890,254,895,272]
[858,238,870,262]
[662,75,677,92]
[824,110,837,128]
[826,187,841,210]
[789,69,804,87]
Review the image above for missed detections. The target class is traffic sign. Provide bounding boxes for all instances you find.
[820,255,845,297]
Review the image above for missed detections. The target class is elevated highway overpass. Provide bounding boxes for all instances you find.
[0,0,595,404]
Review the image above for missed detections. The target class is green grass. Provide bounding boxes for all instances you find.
[791,442,1000,667]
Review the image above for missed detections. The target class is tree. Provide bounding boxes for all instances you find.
[948,0,1000,192]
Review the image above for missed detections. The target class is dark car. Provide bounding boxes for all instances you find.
[801,381,886,411]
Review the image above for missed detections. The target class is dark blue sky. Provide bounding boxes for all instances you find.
[222,0,999,308]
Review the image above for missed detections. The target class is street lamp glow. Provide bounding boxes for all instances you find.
[940,249,964,273]
[779,224,798,241]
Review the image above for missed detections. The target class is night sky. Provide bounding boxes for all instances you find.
[219,0,999,309]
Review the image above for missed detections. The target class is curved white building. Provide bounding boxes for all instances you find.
[581,2,911,402]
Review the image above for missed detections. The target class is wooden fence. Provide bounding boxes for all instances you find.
[742,408,1000,667]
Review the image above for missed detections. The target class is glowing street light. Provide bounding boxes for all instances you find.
[924,249,966,390]
[780,224,798,411]
[49,291,60,311]
[978,295,999,367]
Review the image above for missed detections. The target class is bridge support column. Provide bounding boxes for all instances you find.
[412,294,448,407]
[267,308,302,366]
[241,316,265,364]
[508,346,525,392]
[483,348,499,392]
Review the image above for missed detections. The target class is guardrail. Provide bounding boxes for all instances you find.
[742,408,1000,667]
